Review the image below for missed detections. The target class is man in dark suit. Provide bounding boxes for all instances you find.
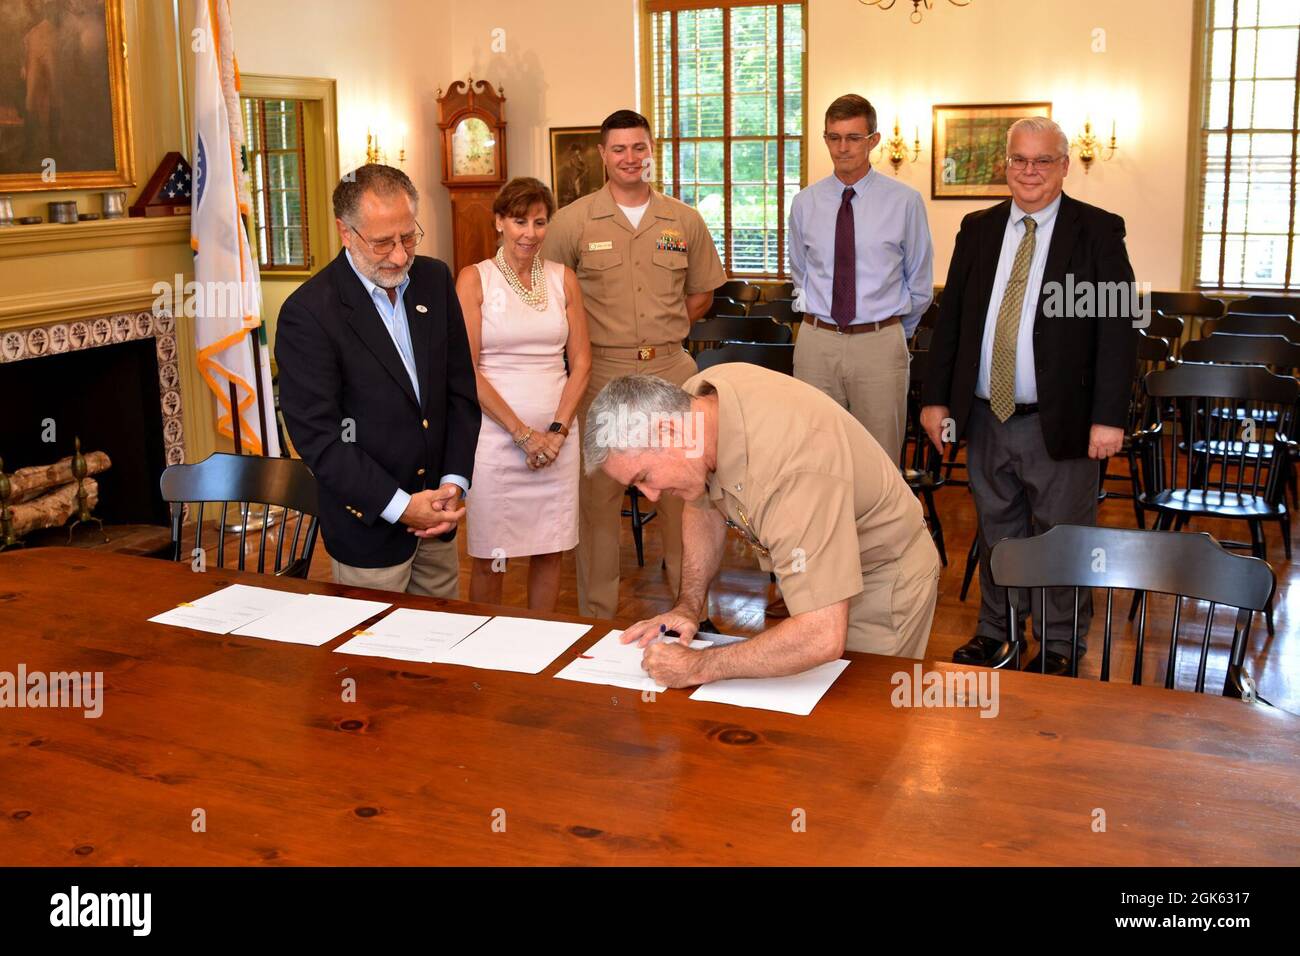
[275,164,480,597]
[921,117,1137,675]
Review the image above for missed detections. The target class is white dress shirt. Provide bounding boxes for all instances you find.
[974,194,1062,404]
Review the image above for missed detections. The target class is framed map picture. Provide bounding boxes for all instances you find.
[0,0,135,192]
[549,127,606,208]
[931,102,1051,200]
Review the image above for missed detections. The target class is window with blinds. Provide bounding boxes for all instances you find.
[648,0,806,278]
[1193,0,1300,291]
[241,97,311,271]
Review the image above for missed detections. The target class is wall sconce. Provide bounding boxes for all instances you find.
[365,127,407,167]
[1071,119,1117,174]
[876,118,921,174]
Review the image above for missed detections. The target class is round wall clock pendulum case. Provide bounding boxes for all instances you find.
[436,77,507,275]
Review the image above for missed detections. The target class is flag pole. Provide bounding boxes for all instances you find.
[249,329,271,456]
[228,381,243,455]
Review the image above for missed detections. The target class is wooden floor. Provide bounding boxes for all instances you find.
[289,467,1300,714]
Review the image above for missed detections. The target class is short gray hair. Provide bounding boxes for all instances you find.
[582,374,693,476]
[333,163,418,222]
[1006,116,1069,158]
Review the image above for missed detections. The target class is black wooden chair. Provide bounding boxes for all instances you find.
[1201,312,1300,344]
[688,315,792,354]
[989,524,1274,699]
[622,487,656,567]
[160,453,321,578]
[765,281,795,301]
[1131,363,1297,633]
[1104,332,1173,524]
[748,299,802,332]
[708,298,749,318]
[902,345,947,565]
[1181,331,1300,549]
[695,342,795,375]
[716,280,762,312]
[1148,291,1223,344]
[1145,310,1186,359]
[1232,295,1300,320]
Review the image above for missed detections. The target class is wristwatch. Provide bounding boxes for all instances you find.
[548,422,569,437]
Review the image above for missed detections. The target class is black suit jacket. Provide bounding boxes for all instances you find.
[921,192,1137,460]
[275,251,481,568]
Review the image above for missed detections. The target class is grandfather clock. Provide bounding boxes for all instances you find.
[436,77,507,275]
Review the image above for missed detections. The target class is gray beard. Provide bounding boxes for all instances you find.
[360,260,412,290]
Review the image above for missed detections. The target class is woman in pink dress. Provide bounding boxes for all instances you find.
[456,178,591,611]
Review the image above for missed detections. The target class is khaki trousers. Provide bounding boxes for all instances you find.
[846,529,941,659]
[331,535,460,599]
[793,319,910,466]
[577,346,698,619]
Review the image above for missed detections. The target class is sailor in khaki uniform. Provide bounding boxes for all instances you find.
[541,110,725,620]
[582,363,941,688]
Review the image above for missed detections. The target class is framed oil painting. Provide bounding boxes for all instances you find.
[549,126,606,209]
[931,102,1051,200]
[0,0,135,192]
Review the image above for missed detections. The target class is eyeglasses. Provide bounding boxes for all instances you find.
[1007,155,1063,172]
[346,220,425,257]
[823,132,877,146]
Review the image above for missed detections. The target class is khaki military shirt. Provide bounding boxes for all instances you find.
[685,363,928,616]
[540,183,726,348]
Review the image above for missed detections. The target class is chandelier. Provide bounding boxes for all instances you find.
[859,0,972,25]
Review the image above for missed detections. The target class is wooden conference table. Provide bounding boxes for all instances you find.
[1,549,1297,866]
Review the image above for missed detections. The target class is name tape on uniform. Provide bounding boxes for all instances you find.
[587,240,614,251]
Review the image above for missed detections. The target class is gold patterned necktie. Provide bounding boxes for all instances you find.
[989,215,1038,422]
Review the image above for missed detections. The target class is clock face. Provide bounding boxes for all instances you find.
[451,117,497,177]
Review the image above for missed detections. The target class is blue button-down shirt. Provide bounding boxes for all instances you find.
[344,249,468,524]
[974,194,1062,404]
[788,167,934,336]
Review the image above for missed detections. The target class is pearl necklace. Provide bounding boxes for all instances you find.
[494,248,548,312]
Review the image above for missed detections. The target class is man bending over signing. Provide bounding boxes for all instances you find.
[583,363,941,688]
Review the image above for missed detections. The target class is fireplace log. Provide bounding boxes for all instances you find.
[9,452,111,504]
[9,479,100,536]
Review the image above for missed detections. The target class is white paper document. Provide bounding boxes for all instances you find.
[148,583,307,634]
[554,629,714,692]
[689,659,851,716]
[231,593,391,646]
[439,616,592,674]
[333,608,491,663]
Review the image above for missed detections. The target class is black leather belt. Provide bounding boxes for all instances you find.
[977,397,1039,417]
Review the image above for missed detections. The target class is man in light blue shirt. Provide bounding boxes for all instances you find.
[276,164,481,598]
[343,247,470,524]
[789,93,933,469]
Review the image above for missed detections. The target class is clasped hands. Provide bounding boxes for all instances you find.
[516,425,565,471]
[401,483,466,537]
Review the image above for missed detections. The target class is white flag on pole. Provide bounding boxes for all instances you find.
[190,0,279,456]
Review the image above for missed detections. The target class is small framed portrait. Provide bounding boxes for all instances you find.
[549,126,606,209]
[931,102,1051,200]
[0,0,135,192]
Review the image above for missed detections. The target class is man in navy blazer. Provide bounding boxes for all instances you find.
[921,117,1136,675]
[275,164,480,597]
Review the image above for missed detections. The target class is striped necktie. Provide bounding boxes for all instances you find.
[989,215,1037,422]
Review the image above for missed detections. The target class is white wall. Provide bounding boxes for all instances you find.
[230,0,1195,286]
[807,0,1194,287]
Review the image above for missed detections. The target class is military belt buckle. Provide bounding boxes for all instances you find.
[637,346,656,361]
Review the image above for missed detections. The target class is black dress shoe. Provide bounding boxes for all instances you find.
[697,618,721,634]
[952,635,1025,668]
[1023,649,1073,676]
